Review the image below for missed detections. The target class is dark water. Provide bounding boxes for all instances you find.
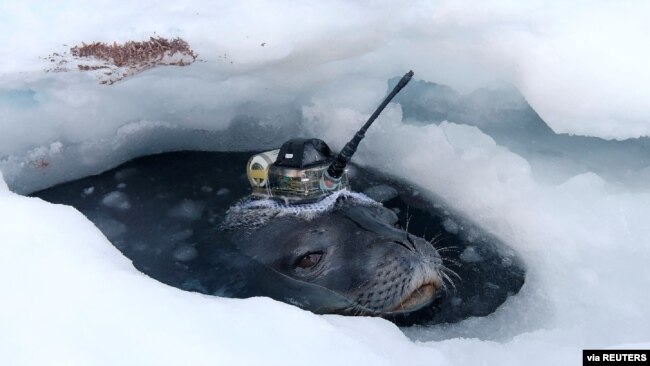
[32,150,524,326]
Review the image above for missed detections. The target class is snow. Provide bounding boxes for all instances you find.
[1,1,650,365]
[363,184,399,203]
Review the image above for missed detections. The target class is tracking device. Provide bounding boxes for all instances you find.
[246,70,414,203]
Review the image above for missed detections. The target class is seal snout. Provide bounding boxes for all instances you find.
[386,235,445,314]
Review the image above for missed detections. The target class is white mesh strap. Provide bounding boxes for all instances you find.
[222,189,380,230]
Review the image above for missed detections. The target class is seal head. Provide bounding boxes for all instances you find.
[222,191,445,315]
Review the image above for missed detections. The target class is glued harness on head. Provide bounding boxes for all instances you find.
[221,189,380,231]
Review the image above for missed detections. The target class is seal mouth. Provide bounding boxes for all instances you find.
[391,282,438,313]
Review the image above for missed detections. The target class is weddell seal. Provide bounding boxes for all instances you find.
[204,70,449,314]
[219,190,449,315]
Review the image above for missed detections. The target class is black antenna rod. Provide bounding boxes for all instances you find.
[326,70,414,179]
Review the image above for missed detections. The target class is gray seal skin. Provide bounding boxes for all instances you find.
[223,198,445,315]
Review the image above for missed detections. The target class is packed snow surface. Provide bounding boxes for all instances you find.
[1,1,650,365]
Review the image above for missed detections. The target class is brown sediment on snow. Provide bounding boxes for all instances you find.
[77,65,110,71]
[70,37,197,68]
[46,37,198,84]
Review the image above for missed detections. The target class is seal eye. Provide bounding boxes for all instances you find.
[295,252,323,269]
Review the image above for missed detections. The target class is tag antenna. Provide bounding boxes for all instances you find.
[326,70,414,179]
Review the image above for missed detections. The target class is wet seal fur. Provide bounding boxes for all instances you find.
[220,190,451,315]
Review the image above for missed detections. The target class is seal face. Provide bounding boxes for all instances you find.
[223,191,446,315]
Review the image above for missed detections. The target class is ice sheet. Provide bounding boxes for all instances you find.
[2,1,650,365]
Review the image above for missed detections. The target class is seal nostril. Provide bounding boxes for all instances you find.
[392,240,413,252]
[406,234,418,251]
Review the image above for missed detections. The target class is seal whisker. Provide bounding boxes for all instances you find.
[414,284,424,297]
[442,257,463,267]
[404,205,412,236]
[438,270,456,290]
[440,265,462,282]
[427,232,449,244]
[355,279,370,290]
[428,232,444,244]
[436,274,448,291]
[343,302,365,316]
[353,302,373,316]
[351,304,361,316]
[435,246,460,253]
[353,305,364,316]
[347,299,369,316]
